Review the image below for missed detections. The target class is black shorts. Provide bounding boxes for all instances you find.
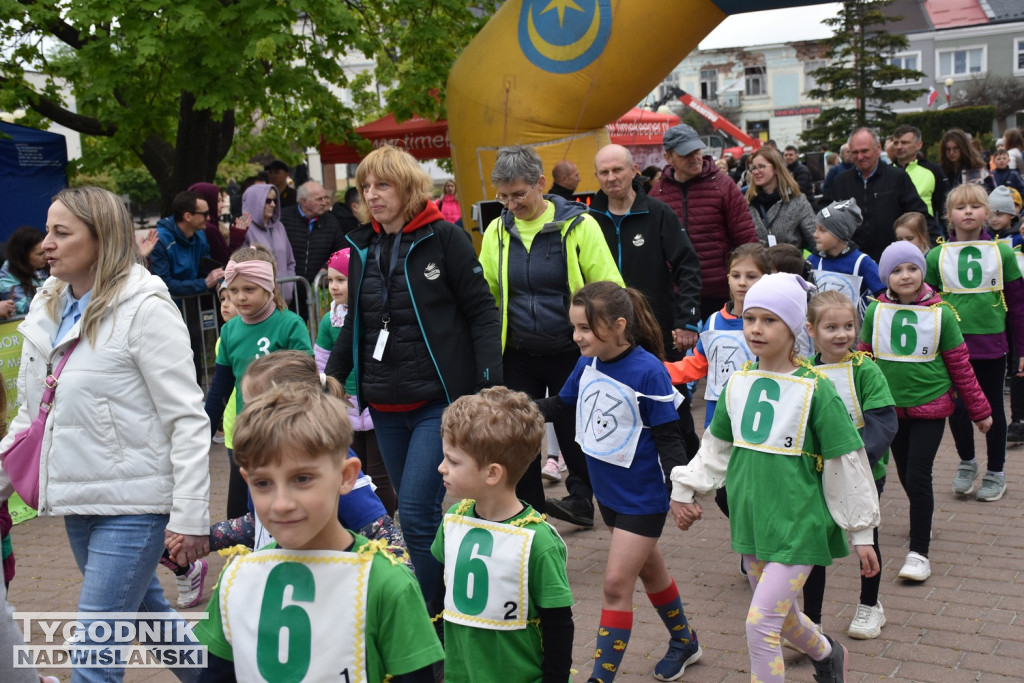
[597,502,667,538]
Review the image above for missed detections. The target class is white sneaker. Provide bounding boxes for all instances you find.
[898,551,931,582]
[541,457,561,482]
[846,601,885,639]
[176,558,208,608]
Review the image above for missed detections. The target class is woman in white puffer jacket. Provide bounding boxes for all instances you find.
[0,186,211,683]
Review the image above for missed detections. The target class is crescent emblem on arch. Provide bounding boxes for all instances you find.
[518,0,612,74]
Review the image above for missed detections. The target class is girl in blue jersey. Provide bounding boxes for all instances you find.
[540,281,700,682]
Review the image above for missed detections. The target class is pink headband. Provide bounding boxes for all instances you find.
[224,259,276,294]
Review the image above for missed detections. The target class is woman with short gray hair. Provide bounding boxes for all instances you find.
[478,145,623,527]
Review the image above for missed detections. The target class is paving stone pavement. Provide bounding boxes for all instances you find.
[8,393,1024,681]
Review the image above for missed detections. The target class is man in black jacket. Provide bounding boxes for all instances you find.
[281,180,347,320]
[826,128,936,262]
[588,144,701,356]
[784,145,814,198]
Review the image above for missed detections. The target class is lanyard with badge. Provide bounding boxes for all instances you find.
[575,357,683,468]
[372,232,404,361]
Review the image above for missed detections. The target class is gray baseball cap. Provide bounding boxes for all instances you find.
[663,124,704,156]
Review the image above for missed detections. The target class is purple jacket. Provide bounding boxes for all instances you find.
[241,183,296,303]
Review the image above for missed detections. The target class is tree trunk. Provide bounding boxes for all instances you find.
[137,91,236,215]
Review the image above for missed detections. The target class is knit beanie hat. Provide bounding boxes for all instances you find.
[327,248,350,277]
[815,199,863,243]
[743,272,816,340]
[878,240,927,284]
[989,185,1017,216]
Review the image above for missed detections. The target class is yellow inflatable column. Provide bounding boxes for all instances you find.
[447,0,823,237]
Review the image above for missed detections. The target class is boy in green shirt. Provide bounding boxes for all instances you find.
[195,384,442,682]
[432,387,574,683]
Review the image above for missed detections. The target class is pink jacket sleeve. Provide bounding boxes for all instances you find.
[941,342,991,422]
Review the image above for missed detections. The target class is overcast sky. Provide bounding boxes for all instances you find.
[699,3,842,50]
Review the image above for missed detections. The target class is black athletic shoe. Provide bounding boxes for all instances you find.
[544,495,594,527]
[812,633,848,682]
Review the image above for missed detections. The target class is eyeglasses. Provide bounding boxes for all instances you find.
[191,210,210,217]
[495,188,533,206]
[750,164,771,172]
[265,197,278,205]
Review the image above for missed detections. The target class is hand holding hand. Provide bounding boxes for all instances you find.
[166,530,209,567]
[673,329,698,351]
[670,500,702,530]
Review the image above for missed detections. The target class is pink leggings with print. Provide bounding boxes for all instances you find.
[743,555,831,680]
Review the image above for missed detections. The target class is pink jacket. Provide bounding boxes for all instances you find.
[857,285,990,421]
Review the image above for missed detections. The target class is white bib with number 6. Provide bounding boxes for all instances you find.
[872,303,941,362]
[725,371,814,455]
[443,515,534,631]
[221,549,370,683]
[938,241,1003,293]
[815,361,864,429]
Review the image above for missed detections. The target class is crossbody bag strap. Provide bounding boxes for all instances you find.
[39,339,80,412]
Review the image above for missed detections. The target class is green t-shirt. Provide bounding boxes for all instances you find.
[215,309,312,412]
[925,240,1021,336]
[430,501,573,683]
[812,353,894,481]
[710,365,863,566]
[315,311,356,396]
[860,300,963,408]
[195,534,443,680]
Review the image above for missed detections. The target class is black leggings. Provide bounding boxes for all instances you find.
[503,348,592,511]
[891,418,946,556]
[803,478,885,622]
[949,355,1007,472]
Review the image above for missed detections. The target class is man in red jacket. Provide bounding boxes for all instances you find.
[650,124,759,319]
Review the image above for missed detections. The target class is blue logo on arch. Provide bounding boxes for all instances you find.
[518,0,612,74]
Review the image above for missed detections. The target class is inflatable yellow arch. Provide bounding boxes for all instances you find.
[447,0,824,237]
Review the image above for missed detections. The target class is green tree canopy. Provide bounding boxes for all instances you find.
[0,0,497,210]
[801,0,926,150]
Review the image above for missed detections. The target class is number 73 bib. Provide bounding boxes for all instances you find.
[221,549,371,683]
[443,515,534,630]
[725,371,814,455]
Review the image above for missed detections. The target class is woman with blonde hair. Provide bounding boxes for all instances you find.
[325,145,501,603]
[744,147,817,251]
[0,186,210,682]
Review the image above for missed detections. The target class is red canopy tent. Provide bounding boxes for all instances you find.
[320,108,679,164]
[605,107,680,146]
[320,114,451,164]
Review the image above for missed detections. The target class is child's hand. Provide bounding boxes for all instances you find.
[975,416,993,434]
[670,500,702,530]
[855,544,880,578]
[164,532,188,567]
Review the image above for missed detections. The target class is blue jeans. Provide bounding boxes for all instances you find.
[65,514,200,683]
[369,401,446,602]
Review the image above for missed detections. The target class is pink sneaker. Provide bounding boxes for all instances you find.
[557,453,567,472]
[541,457,561,482]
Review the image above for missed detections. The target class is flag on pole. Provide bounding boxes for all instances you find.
[927,86,938,108]
[944,83,951,105]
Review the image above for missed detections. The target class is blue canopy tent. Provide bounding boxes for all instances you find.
[0,121,68,241]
